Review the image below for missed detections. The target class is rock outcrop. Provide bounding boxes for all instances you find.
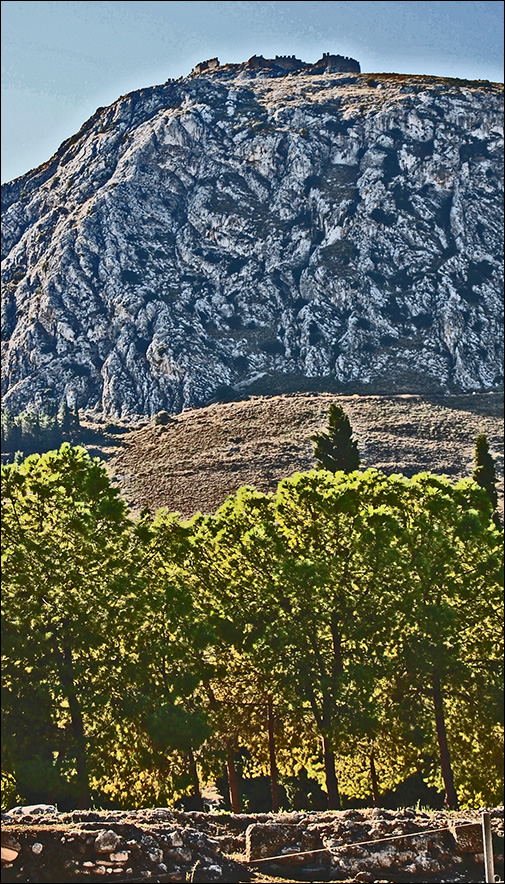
[1,61,503,418]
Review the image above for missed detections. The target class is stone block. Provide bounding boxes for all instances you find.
[450,823,483,854]
[148,848,163,864]
[165,830,184,848]
[167,847,193,864]
[1,847,19,864]
[245,823,302,861]
[94,830,122,854]
[110,850,129,862]
[1,835,21,853]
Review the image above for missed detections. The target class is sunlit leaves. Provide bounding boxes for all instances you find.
[1,445,138,807]
[2,446,503,809]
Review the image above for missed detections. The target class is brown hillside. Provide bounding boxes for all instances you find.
[99,392,504,519]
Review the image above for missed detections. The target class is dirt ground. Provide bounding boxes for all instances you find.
[87,391,503,519]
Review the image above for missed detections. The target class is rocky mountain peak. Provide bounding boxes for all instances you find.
[1,62,503,418]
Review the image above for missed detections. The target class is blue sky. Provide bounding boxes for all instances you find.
[1,0,504,183]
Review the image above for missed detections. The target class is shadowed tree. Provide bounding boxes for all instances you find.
[58,400,72,436]
[472,433,500,526]
[311,404,360,473]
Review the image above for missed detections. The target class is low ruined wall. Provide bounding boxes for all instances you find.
[1,806,504,883]
[0,811,244,884]
[243,807,504,881]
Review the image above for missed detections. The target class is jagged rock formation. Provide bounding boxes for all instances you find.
[1,59,503,418]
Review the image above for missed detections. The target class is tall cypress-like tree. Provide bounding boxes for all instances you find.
[311,404,360,473]
[58,400,72,436]
[472,433,500,525]
[71,405,81,435]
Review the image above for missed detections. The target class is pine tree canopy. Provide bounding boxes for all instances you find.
[1,448,503,811]
[311,403,360,473]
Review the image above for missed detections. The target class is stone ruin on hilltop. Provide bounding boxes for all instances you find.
[190,52,361,77]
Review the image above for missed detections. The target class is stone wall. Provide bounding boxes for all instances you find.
[1,810,246,883]
[191,58,220,76]
[191,53,361,77]
[1,806,503,883]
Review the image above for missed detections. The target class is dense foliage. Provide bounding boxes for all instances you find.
[1,445,503,812]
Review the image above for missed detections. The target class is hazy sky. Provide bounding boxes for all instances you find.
[1,0,504,183]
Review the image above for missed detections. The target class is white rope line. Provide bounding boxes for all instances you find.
[249,821,481,864]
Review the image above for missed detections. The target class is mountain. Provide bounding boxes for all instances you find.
[1,57,503,418]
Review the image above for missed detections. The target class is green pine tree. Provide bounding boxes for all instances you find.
[472,433,500,525]
[1,409,15,452]
[311,404,360,473]
[58,400,72,436]
[40,412,61,450]
[20,411,41,454]
[2,413,23,459]
[71,405,81,434]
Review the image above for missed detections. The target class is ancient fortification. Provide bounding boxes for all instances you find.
[191,52,361,77]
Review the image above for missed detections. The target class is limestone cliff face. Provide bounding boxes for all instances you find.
[1,63,503,417]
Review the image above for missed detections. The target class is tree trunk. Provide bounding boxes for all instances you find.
[267,695,280,813]
[60,644,90,809]
[330,619,344,677]
[226,753,241,813]
[321,735,340,809]
[432,672,458,809]
[369,748,380,807]
[188,750,204,811]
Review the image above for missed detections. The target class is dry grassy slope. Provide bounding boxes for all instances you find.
[103,392,504,520]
